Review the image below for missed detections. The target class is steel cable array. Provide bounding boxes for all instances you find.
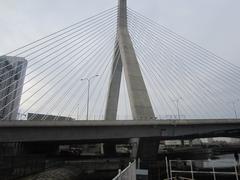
[128,8,240,119]
[0,7,119,120]
[1,6,240,120]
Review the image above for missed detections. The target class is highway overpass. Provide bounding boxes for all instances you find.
[0,119,240,143]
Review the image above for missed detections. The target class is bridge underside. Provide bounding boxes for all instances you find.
[1,119,240,143]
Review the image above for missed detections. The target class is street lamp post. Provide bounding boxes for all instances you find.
[81,75,99,120]
[77,104,80,120]
[173,97,183,120]
[231,99,239,119]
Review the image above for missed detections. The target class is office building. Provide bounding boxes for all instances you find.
[0,56,27,120]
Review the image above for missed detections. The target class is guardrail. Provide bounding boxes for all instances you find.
[112,160,136,180]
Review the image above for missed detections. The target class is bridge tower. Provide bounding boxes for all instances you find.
[105,0,154,121]
[104,0,159,170]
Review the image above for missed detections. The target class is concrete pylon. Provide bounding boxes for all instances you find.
[104,42,122,121]
[118,0,155,120]
[105,0,155,121]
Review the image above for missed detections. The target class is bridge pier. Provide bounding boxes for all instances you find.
[138,138,160,180]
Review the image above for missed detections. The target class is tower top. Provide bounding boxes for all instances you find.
[118,0,128,29]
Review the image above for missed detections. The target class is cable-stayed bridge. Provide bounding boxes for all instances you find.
[1,3,240,121]
[1,0,240,179]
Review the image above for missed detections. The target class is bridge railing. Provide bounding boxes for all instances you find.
[166,158,239,180]
[112,160,136,180]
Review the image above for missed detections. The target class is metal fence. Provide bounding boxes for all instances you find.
[165,157,240,180]
[112,160,136,180]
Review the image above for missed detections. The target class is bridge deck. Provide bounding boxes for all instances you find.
[1,118,240,126]
[0,119,240,142]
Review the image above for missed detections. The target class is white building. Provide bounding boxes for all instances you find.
[0,56,27,120]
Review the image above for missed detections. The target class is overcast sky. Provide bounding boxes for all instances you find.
[0,0,240,66]
[1,0,240,120]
